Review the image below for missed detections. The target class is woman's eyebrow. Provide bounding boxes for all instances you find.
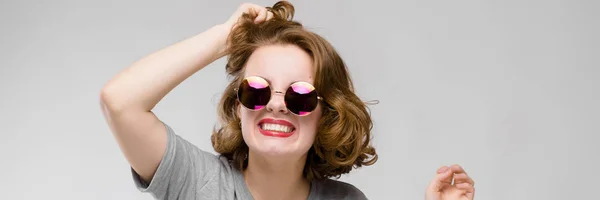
[258,76,313,87]
[261,76,273,85]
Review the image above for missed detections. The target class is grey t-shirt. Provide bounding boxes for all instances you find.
[131,122,368,200]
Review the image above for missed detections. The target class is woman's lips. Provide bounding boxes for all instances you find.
[257,118,296,138]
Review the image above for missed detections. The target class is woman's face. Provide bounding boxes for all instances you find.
[238,44,322,159]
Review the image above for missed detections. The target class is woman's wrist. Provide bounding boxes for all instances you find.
[212,23,233,59]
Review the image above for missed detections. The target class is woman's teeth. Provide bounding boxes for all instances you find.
[260,123,293,133]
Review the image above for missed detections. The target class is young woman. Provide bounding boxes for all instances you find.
[100,1,475,200]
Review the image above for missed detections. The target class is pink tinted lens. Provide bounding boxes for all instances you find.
[285,81,318,116]
[238,76,271,110]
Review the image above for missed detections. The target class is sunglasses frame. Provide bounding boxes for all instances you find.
[233,76,323,116]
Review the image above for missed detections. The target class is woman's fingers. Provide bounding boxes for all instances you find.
[466,186,475,200]
[265,9,274,21]
[456,182,475,200]
[226,3,266,26]
[456,182,475,199]
[450,165,475,186]
[427,166,454,192]
[253,7,274,23]
[449,164,467,174]
[254,7,268,23]
[227,2,276,26]
[453,173,475,186]
[427,165,476,199]
[455,182,474,192]
[437,166,454,186]
[450,164,475,199]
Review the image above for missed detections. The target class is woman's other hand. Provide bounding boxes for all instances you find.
[425,164,475,200]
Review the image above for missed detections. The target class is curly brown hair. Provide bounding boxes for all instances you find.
[210,1,377,181]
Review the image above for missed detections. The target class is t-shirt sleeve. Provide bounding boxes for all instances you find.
[130,121,223,199]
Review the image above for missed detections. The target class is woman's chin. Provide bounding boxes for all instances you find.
[244,131,312,158]
[249,140,308,158]
[252,142,296,156]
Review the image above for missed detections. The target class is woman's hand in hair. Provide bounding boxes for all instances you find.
[216,2,273,57]
[224,3,273,30]
[425,164,475,200]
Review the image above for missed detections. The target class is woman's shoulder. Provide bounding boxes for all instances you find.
[311,178,368,200]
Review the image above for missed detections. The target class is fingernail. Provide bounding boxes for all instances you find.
[437,166,448,173]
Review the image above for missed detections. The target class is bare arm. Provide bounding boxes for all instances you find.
[99,3,272,183]
[99,24,229,182]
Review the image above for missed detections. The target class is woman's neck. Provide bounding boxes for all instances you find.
[243,151,311,200]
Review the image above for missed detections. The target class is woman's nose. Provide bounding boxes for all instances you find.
[266,91,288,114]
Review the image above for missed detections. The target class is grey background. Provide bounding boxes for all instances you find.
[1,0,598,199]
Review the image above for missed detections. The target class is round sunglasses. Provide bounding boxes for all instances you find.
[234,76,322,116]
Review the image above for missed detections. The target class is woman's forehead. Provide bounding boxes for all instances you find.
[243,45,315,85]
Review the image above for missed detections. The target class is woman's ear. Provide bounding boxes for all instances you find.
[235,103,244,129]
[235,102,242,120]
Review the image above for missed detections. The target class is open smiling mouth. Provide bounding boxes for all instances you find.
[257,118,296,138]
